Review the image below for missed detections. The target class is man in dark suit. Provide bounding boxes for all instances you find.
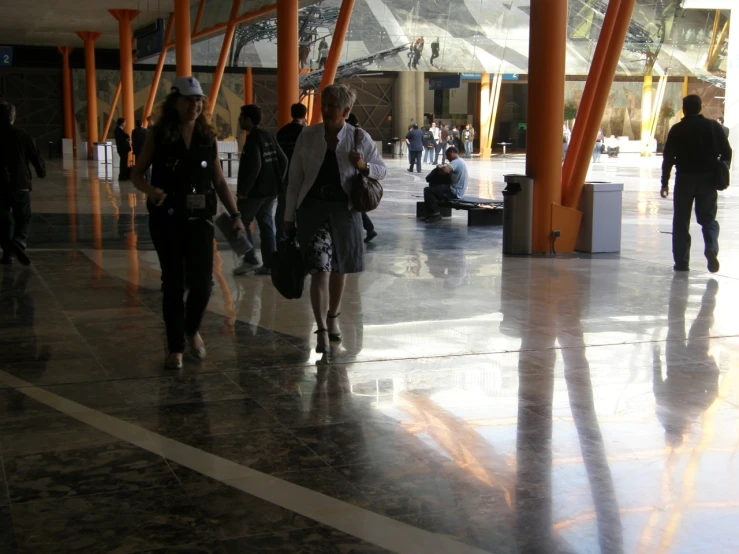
[113,118,131,181]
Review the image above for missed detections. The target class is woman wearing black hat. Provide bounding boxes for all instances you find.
[132,76,245,369]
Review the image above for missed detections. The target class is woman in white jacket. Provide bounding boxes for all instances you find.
[283,84,386,353]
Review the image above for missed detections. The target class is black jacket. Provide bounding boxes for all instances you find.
[114,126,132,155]
[662,115,732,186]
[132,127,148,157]
[276,121,304,162]
[237,127,288,198]
[0,126,46,192]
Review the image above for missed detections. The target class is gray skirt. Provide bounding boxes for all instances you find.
[297,196,364,274]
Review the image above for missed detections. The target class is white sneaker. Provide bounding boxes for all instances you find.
[233,258,259,275]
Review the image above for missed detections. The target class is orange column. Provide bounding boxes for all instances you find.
[143,14,174,127]
[75,32,102,159]
[57,47,75,151]
[563,0,637,209]
[109,9,139,144]
[310,0,355,124]
[244,67,253,104]
[276,0,299,127]
[102,81,122,141]
[193,0,207,35]
[208,0,243,117]
[562,0,622,192]
[526,0,568,254]
[174,0,192,77]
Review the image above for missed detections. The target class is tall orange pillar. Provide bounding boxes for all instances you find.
[276,0,299,127]
[310,0,355,124]
[75,33,102,159]
[526,0,568,254]
[57,47,75,152]
[208,0,243,116]
[174,0,192,77]
[562,0,637,210]
[244,67,253,105]
[109,10,139,143]
[143,14,174,127]
[562,0,621,192]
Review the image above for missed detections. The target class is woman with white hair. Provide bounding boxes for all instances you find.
[284,84,386,353]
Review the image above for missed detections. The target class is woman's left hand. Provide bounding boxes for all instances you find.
[349,151,367,171]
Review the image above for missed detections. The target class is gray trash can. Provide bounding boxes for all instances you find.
[502,174,534,255]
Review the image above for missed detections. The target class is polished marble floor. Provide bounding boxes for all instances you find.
[0,154,737,553]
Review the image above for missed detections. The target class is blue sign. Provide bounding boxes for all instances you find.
[461,72,482,80]
[135,19,164,60]
[429,75,462,90]
[502,73,520,81]
[0,46,13,68]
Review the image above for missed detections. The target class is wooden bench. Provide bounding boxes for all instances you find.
[416,196,504,226]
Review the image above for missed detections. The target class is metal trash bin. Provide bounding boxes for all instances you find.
[576,182,623,253]
[502,174,534,255]
[392,138,401,158]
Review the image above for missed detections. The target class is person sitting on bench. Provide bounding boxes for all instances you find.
[422,147,468,223]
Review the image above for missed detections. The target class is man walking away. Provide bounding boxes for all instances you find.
[462,124,474,158]
[234,104,288,276]
[430,121,440,163]
[422,126,435,164]
[114,118,132,181]
[422,147,468,223]
[661,94,732,273]
[0,102,46,265]
[276,102,307,240]
[406,123,424,173]
[429,38,440,67]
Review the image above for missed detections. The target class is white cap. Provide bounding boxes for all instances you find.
[170,76,205,97]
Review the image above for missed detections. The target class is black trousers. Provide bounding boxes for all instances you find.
[409,150,422,172]
[150,215,214,353]
[423,184,456,215]
[118,153,131,181]
[0,190,32,257]
[361,212,374,232]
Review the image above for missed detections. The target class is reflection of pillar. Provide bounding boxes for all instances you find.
[641,74,653,156]
[526,0,567,254]
[174,0,192,77]
[726,15,738,150]
[87,165,103,281]
[58,47,75,152]
[75,32,102,159]
[65,163,78,246]
[393,72,416,140]
[244,67,253,105]
[109,10,139,145]
[415,71,425,128]
[276,0,299,127]
[125,191,139,302]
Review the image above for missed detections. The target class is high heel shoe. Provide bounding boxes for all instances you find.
[315,329,329,353]
[327,312,342,342]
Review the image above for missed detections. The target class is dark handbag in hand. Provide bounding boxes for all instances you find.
[425,166,452,185]
[710,121,731,191]
[271,239,305,299]
[350,127,383,212]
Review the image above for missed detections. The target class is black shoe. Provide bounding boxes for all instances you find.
[424,214,443,223]
[705,249,720,273]
[673,264,689,272]
[407,168,414,173]
[10,241,30,266]
[364,230,378,243]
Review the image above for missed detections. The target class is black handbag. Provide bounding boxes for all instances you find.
[710,121,731,191]
[350,127,383,212]
[271,239,305,299]
[425,166,452,185]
